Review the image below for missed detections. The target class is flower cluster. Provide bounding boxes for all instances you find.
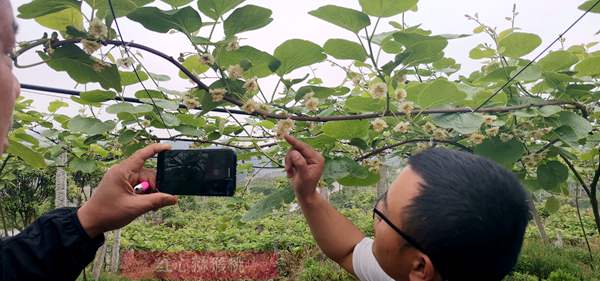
[486,127,500,137]
[393,122,410,133]
[227,64,244,80]
[243,77,259,93]
[242,99,259,114]
[89,18,108,39]
[364,159,382,173]
[226,37,240,52]
[370,82,387,99]
[183,96,200,110]
[469,133,485,144]
[483,115,497,126]
[276,119,295,139]
[399,101,415,115]
[116,57,135,69]
[422,122,436,133]
[209,88,226,102]
[304,97,320,112]
[371,118,388,133]
[81,39,101,54]
[432,128,448,140]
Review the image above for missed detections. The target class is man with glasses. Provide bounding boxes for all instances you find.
[284,134,530,281]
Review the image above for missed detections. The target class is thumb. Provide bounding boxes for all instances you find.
[134,192,178,213]
[289,150,308,175]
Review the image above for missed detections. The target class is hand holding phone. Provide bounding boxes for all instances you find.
[157,149,237,196]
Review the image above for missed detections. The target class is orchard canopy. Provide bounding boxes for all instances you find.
[6,0,600,225]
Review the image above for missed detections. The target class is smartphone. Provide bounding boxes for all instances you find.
[156,149,237,196]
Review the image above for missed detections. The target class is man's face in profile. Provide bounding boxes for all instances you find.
[0,0,20,155]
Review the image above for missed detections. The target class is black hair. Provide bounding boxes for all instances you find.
[405,148,530,281]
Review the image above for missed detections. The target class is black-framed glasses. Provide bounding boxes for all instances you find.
[372,208,427,254]
[373,193,447,280]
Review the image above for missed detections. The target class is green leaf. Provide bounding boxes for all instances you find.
[474,137,525,168]
[538,51,579,72]
[197,0,244,20]
[38,44,121,92]
[85,0,152,19]
[407,79,467,108]
[544,196,561,214]
[323,120,370,140]
[358,0,418,18]
[139,98,179,111]
[127,6,202,34]
[498,32,542,58]
[106,103,154,114]
[295,86,349,101]
[578,0,600,13]
[135,89,164,99]
[273,39,326,76]
[178,55,210,79]
[40,44,122,92]
[574,55,600,76]
[323,157,360,180]
[68,116,116,135]
[432,113,485,134]
[242,186,295,221]
[48,100,69,113]
[558,111,592,139]
[552,126,580,147]
[302,135,337,150]
[158,112,180,127]
[120,71,149,86]
[338,169,380,186]
[215,46,279,78]
[7,140,47,169]
[537,161,569,190]
[18,0,80,19]
[323,39,368,61]
[393,33,448,66]
[161,0,194,8]
[80,90,116,103]
[224,5,272,37]
[344,96,386,113]
[69,158,97,173]
[308,5,370,33]
[538,105,563,117]
[469,44,496,59]
[35,7,83,32]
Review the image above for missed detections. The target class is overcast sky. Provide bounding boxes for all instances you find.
[11,0,600,116]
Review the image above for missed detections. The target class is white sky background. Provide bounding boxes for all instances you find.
[10,0,600,121]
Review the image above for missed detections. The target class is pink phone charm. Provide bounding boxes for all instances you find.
[133,181,151,194]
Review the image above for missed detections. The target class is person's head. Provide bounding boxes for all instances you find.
[0,0,19,155]
[372,148,530,281]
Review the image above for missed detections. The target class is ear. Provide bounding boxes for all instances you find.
[408,254,438,281]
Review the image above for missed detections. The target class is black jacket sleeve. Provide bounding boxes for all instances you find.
[0,207,105,281]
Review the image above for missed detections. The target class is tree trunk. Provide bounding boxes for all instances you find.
[54,152,68,209]
[0,205,9,237]
[528,193,549,244]
[93,243,107,281]
[110,229,122,273]
[590,195,600,235]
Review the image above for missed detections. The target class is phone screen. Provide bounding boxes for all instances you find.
[156,149,237,196]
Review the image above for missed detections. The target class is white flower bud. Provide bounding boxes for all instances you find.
[370,82,387,99]
[227,64,244,80]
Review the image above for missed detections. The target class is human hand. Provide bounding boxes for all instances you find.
[284,134,325,203]
[77,143,178,238]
